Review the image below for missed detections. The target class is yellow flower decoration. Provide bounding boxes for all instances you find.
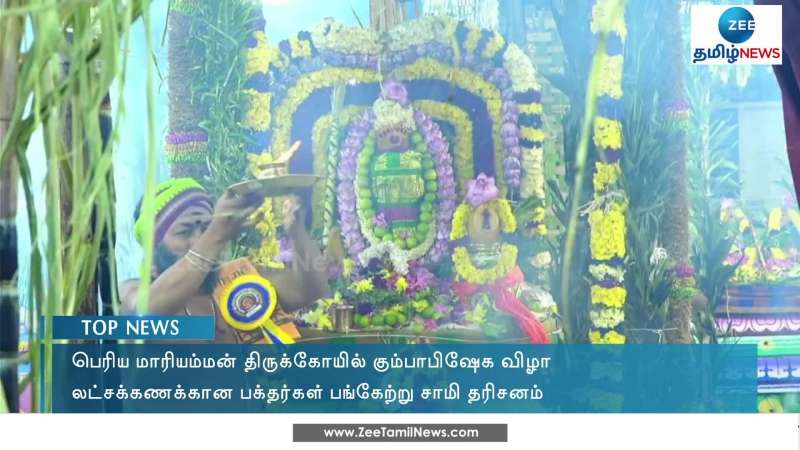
[342,258,355,278]
[739,217,751,232]
[521,148,545,200]
[452,243,518,284]
[589,329,626,344]
[495,199,518,233]
[395,276,409,293]
[519,103,543,115]
[288,36,312,59]
[248,196,284,270]
[395,58,506,193]
[245,31,280,76]
[593,116,623,150]
[520,126,545,143]
[591,286,626,309]
[270,68,380,160]
[597,54,624,99]
[464,26,481,53]
[590,307,625,329]
[244,89,271,131]
[351,279,374,294]
[588,203,627,260]
[450,203,472,241]
[768,208,782,232]
[590,0,628,40]
[481,32,506,59]
[503,43,541,93]
[593,162,621,192]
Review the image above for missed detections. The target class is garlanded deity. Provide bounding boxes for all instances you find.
[451,173,554,343]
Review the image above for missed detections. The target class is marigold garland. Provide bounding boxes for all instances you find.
[588,204,627,260]
[593,162,621,192]
[589,0,628,343]
[590,0,628,39]
[521,148,545,199]
[244,89,271,131]
[464,26,482,53]
[246,31,278,76]
[452,243,518,284]
[589,330,626,344]
[503,43,541,93]
[481,32,506,59]
[591,286,626,309]
[249,195,285,270]
[593,116,623,150]
[520,126,546,142]
[394,58,506,192]
[597,54,624,100]
[270,68,380,160]
[450,199,517,241]
[590,307,625,329]
[519,103,544,115]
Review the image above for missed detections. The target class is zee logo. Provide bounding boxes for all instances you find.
[718,7,755,44]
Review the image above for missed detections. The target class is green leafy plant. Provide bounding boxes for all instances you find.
[686,68,741,342]
[0,0,149,411]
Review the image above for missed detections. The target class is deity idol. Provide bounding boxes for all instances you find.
[450,173,557,343]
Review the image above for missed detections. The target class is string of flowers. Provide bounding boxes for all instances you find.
[588,0,628,344]
[264,18,543,202]
[413,100,475,197]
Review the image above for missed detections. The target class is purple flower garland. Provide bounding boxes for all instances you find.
[337,111,373,256]
[270,39,524,191]
[336,107,457,264]
[414,109,457,262]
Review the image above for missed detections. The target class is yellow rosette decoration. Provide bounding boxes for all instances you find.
[214,259,298,345]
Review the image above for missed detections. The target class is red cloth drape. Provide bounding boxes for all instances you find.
[453,266,550,344]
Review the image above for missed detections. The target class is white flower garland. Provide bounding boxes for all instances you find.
[503,44,541,93]
[357,240,410,275]
[520,147,545,199]
[310,18,381,55]
[589,307,625,329]
[386,15,457,52]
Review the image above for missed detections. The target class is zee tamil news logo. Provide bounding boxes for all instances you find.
[691,4,782,65]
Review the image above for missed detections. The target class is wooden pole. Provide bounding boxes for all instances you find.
[370,0,405,32]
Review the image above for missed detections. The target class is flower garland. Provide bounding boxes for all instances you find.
[336,89,457,266]
[394,57,512,191]
[310,106,363,234]
[354,130,438,255]
[413,100,475,197]
[270,68,380,161]
[414,109,457,263]
[310,18,381,55]
[589,0,628,344]
[450,199,517,240]
[386,15,458,53]
[243,89,271,131]
[265,19,543,203]
[452,243,518,284]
